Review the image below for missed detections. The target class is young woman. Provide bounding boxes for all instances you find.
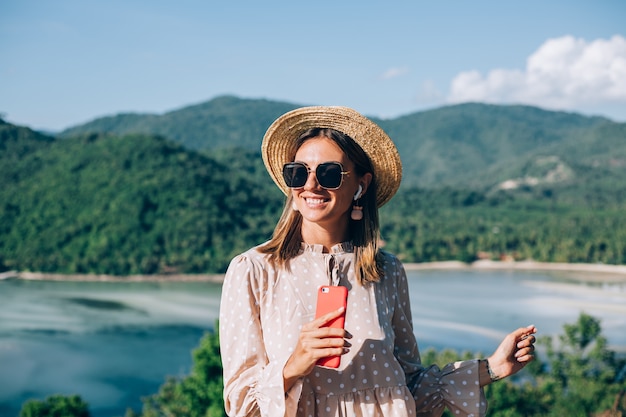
[219,106,536,417]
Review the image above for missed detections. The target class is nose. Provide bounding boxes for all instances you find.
[303,166,321,190]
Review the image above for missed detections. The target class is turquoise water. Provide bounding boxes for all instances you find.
[406,269,626,354]
[0,270,624,417]
[0,280,222,417]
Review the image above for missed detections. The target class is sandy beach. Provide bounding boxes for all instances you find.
[402,260,626,282]
[2,260,626,283]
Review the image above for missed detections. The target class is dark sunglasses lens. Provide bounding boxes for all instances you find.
[316,163,343,189]
[283,163,308,188]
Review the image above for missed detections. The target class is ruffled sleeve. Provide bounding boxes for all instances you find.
[389,257,488,417]
[219,252,302,417]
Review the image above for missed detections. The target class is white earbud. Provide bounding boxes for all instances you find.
[354,185,363,200]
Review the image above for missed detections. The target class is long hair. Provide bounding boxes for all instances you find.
[259,128,384,285]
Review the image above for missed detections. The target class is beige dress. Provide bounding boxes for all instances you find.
[219,242,487,417]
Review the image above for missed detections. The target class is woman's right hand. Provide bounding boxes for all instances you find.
[283,307,351,391]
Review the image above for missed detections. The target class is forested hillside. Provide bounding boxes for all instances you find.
[1,121,282,274]
[59,96,626,189]
[378,104,623,188]
[2,96,626,275]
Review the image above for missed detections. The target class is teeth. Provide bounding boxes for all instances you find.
[305,198,325,205]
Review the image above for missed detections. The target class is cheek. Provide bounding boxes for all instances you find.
[337,192,356,210]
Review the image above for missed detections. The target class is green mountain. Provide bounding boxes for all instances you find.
[1,123,283,274]
[59,96,626,191]
[2,97,625,275]
[376,103,618,188]
[60,95,300,151]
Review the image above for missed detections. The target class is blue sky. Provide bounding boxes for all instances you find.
[1,0,625,131]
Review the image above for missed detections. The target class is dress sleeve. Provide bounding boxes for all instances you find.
[389,258,488,417]
[219,253,302,417]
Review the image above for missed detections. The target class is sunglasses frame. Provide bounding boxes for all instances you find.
[282,161,350,190]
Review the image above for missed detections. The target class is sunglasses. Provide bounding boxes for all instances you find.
[282,161,350,190]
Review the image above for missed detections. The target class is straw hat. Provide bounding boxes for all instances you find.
[261,106,402,208]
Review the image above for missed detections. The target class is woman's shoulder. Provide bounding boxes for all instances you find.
[378,250,404,269]
[228,244,271,270]
[376,250,408,285]
[223,244,276,291]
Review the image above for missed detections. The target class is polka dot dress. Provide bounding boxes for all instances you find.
[219,243,487,417]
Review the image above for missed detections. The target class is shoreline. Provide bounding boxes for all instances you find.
[0,270,225,283]
[2,260,626,283]
[403,260,626,282]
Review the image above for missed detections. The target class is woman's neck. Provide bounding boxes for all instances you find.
[300,222,349,253]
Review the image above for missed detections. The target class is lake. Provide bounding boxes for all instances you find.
[1,269,625,417]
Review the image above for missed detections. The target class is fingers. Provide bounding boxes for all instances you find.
[295,310,352,363]
[298,340,349,365]
[287,332,349,377]
[517,334,536,348]
[304,333,351,350]
[304,307,351,339]
[514,343,535,362]
[301,325,349,341]
[514,326,536,363]
[512,324,536,340]
[285,312,353,380]
[313,306,346,327]
[510,325,536,349]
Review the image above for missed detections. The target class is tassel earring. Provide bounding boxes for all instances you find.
[351,185,364,221]
[351,203,363,220]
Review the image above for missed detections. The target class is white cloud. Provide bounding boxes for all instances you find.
[447,35,626,113]
[380,67,409,80]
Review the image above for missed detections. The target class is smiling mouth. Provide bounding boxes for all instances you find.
[304,197,329,206]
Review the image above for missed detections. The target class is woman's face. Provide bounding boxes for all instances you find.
[291,137,366,233]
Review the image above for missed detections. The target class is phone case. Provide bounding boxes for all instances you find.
[314,285,348,368]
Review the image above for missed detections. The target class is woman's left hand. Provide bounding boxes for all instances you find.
[487,325,537,380]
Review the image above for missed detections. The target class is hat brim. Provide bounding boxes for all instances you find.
[261,106,402,208]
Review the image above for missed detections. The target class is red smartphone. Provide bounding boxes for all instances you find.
[314,285,348,368]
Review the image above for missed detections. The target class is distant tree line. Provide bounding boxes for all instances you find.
[381,188,626,265]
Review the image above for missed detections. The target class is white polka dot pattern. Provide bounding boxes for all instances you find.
[219,243,487,416]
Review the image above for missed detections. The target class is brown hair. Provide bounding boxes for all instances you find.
[258,128,384,284]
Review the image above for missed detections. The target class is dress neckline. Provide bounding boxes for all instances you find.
[301,241,354,254]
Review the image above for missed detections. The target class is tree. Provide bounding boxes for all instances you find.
[133,324,226,417]
[20,395,90,417]
[539,312,626,414]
